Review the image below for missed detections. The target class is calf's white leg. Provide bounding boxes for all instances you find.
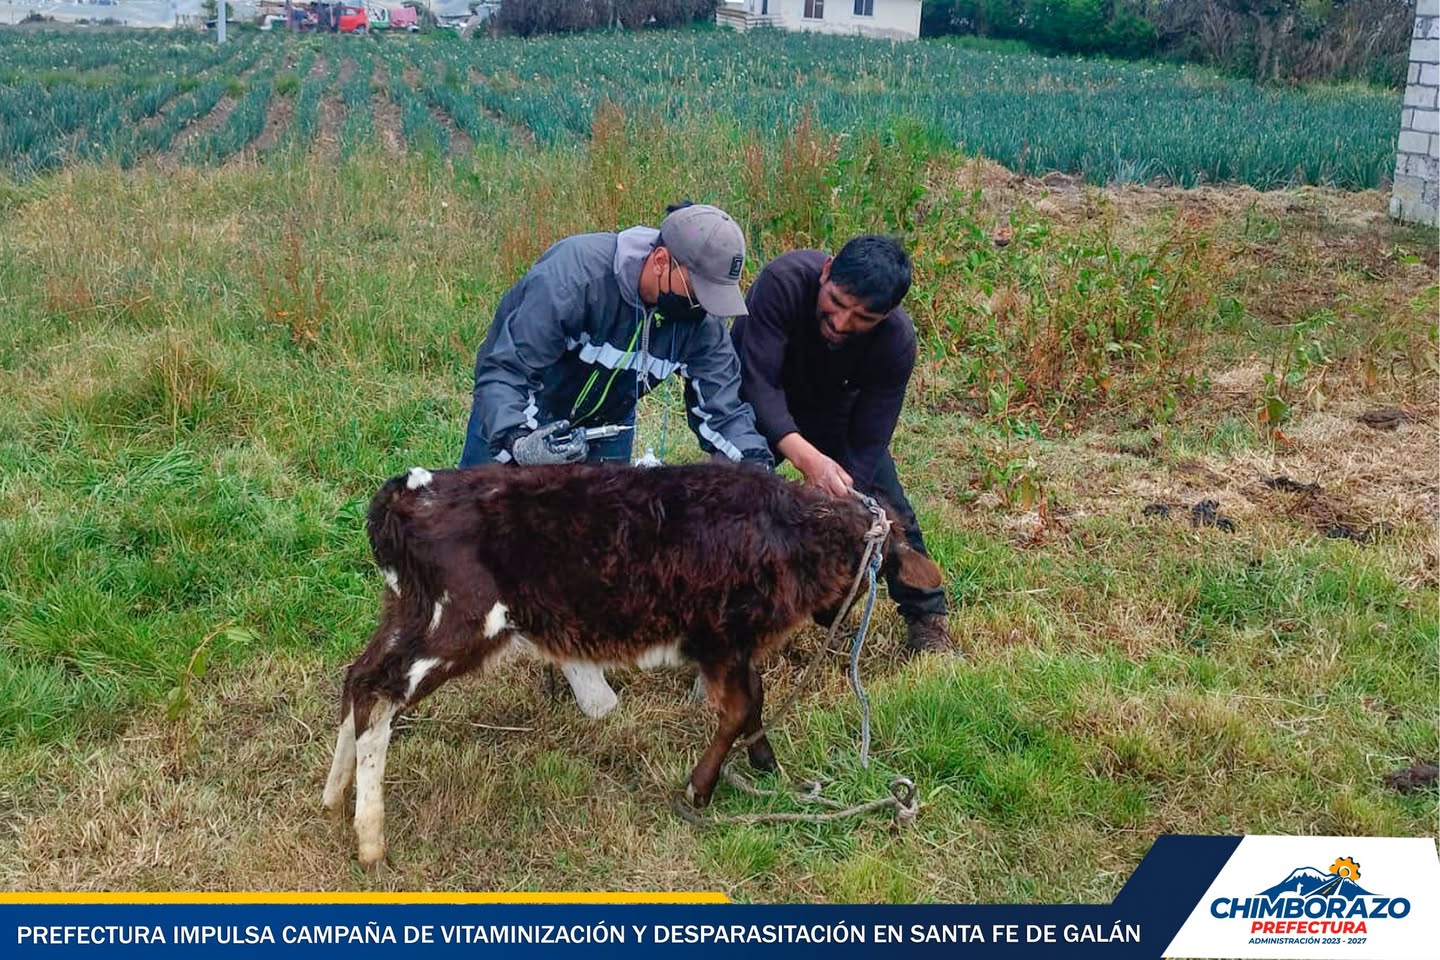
[321,708,356,815]
[560,661,619,719]
[353,699,397,868]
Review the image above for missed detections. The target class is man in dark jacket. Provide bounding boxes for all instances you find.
[731,235,954,655]
[459,202,774,470]
[459,202,773,719]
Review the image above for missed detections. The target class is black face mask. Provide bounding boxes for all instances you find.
[655,264,706,324]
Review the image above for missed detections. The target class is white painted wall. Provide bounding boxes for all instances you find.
[729,0,922,41]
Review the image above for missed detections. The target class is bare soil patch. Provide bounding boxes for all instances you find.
[243,93,295,159]
[372,71,404,157]
[163,96,236,165]
[468,66,536,146]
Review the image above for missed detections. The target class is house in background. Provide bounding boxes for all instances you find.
[716,0,922,42]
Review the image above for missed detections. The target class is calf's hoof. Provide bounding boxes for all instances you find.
[685,781,712,809]
[575,684,619,720]
[358,841,386,871]
[321,794,347,820]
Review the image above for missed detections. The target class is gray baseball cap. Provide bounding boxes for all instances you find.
[658,204,749,318]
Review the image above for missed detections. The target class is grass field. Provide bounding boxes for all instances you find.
[0,27,1437,899]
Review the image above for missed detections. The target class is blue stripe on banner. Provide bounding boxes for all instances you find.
[0,836,1249,959]
[1112,834,1246,920]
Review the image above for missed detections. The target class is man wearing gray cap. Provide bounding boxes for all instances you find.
[459,201,774,471]
[457,201,772,720]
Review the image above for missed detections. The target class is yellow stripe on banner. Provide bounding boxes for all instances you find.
[0,892,730,905]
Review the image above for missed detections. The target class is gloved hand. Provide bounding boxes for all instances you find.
[510,420,588,466]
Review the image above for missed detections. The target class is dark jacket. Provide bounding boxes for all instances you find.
[471,226,771,464]
[731,249,916,488]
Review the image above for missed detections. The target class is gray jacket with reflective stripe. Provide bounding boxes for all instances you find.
[470,226,771,464]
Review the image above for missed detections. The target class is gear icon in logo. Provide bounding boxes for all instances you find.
[1329,857,1361,881]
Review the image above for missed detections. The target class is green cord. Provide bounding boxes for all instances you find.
[570,311,644,426]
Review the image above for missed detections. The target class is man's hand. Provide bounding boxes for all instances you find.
[802,451,853,497]
[511,420,588,465]
[777,433,852,497]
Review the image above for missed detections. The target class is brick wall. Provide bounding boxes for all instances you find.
[1392,0,1440,226]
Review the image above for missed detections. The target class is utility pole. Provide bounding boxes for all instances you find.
[218,0,226,43]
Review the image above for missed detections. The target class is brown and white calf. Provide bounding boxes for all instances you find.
[322,461,942,867]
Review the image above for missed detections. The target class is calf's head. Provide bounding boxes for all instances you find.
[882,532,943,592]
[874,502,944,592]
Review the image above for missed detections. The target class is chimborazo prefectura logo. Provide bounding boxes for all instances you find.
[1209,856,1412,943]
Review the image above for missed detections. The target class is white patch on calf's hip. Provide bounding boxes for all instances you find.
[483,602,510,639]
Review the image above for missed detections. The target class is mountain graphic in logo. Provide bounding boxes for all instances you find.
[1258,857,1374,900]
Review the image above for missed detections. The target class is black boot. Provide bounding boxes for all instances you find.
[903,613,957,657]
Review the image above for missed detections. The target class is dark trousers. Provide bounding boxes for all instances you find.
[776,426,948,621]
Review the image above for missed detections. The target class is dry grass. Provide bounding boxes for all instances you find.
[0,143,1434,899]
[0,631,930,895]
